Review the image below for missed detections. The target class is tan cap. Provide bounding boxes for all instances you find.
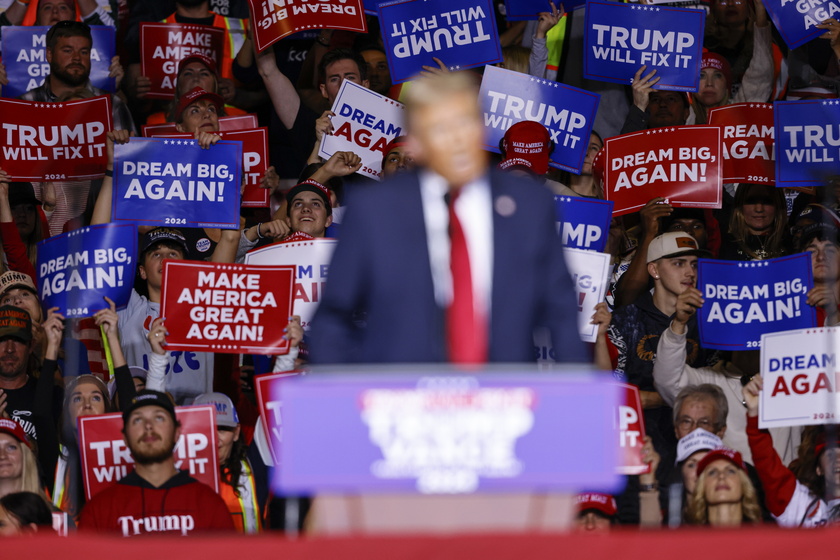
[646,232,711,263]
[0,271,37,299]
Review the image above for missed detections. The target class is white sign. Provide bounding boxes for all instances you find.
[563,247,612,343]
[759,327,840,428]
[244,238,338,329]
[319,80,405,180]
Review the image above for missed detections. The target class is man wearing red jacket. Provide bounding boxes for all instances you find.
[79,391,234,536]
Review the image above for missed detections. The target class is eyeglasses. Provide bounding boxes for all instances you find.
[677,416,716,431]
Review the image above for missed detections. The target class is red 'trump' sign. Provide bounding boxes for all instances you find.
[78,406,220,500]
[0,96,112,181]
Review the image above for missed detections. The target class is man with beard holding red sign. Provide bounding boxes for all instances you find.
[22,21,134,134]
[79,390,234,536]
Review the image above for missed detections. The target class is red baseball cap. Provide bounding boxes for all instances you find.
[175,87,224,123]
[500,120,552,175]
[696,447,746,476]
[576,493,617,517]
[0,418,31,449]
[701,52,732,90]
[814,432,840,458]
[178,53,218,77]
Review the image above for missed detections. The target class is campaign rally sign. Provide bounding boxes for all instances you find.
[555,196,614,252]
[320,81,405,180]
[141,114,259,137]
[0,96,112,181]
[249,0,366,52]
[759,327,840,428]
[478,65,600,174]
[274,371,622,494]
[708,102,775,185]
[617,384,648,475]
[0,25,115,98]
[244,238,338,330]
[697,254,817,351]
[584,1,705,91]
[775,100,840,188]
[596,126,722,216]
[78,406,220,500]
[112,138,242,229]
[763,0,840,49]
[255,371,302,465]
[140,23,224,99]
[504,0,582,20]
[154,128,270,207]
[160,260,296,354]
[563,247,611,343]
[37,223,137,319]
[377,0,503,84]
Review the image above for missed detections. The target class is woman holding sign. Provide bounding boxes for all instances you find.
[692,0,774,124]
[38,298,137,521]
[743,376,840,527]
[145,317,304,532]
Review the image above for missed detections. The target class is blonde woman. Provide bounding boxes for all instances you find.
[686,448,763,526]
[0,420,46,501]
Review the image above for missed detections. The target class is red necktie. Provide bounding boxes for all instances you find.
[446,191,487,364]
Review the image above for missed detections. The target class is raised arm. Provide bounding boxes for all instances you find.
[256,43,301,130]
[91,130,130,225]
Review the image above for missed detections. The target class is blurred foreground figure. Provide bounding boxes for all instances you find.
[310,72,587,365]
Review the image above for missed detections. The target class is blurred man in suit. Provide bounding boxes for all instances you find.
[309,72,587,365]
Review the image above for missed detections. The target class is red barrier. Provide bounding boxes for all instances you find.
[5,526,838,558]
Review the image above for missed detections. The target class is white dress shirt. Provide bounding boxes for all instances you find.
[418,170,494,321]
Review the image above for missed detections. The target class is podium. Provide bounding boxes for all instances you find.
[267,367,623,534]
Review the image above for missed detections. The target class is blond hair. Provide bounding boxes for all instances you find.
[404,71,480,118]
[501,46,531,75]
[686,467,762,525]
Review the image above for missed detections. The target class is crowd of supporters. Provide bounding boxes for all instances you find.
[0,0,838,537]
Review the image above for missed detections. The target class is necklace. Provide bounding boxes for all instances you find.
[749,234,770,260]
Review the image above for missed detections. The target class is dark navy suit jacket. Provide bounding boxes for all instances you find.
[308,169,589,364]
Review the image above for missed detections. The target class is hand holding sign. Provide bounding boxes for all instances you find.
[631,66,661,111]
[92,297,120,340]
[673,287,704,331]
[42,308,65,361]
[148,317,168,356]
[742,374,763,418]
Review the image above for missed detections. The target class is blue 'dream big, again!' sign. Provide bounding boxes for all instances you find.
[555,196,614,252]
[0,26,116,99]
[774,100,840,188]
[763,0,840,49]
[112,138,242,229]
[479,65,600,174]
[697,254,817,351]
[377,0,503,84]
[37,223,138,319]
[584,1,705,92]
[273,371,622,494]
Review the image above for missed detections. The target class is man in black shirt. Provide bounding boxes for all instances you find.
[0,305,62,443]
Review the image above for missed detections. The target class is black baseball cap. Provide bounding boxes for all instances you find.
[122,390,177,424]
